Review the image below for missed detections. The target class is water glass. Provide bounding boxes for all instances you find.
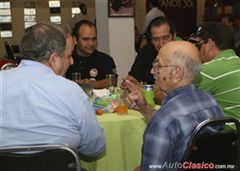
[72,72,81,83]
[106,74,117,88]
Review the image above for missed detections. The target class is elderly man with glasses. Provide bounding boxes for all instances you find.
[124,40,223,171]
[189,22,240,123]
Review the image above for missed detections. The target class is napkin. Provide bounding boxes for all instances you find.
[93,88,110,97]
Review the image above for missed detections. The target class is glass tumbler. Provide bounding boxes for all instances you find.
[72,72,81,83]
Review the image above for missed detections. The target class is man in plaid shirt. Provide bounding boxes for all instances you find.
[124,41,224,171]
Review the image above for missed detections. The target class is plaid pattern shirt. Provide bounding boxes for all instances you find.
[141,84,224,171]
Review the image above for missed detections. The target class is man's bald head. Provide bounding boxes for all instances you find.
[159,41,201,64]
[156,41,202,88]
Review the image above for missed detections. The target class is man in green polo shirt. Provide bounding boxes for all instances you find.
[189,22,240,120]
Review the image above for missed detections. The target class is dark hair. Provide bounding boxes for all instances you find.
[79,4,86,9]
[146,16,176,42]
[79,3,87,15]
[198,22,234,50]
[149,0,160,7]
[73,20,96,39]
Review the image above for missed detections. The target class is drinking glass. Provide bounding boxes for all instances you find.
[79,83,93,97]
[106,74,117,93]
[106,74,117,87]
[72,72,81,83]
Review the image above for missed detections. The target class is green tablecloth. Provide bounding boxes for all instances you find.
[81,110,147,171]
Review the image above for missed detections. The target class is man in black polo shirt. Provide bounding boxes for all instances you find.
[122,16,177,85]
[66,20,117,89]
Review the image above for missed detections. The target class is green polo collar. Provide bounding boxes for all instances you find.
[215,49,237,60]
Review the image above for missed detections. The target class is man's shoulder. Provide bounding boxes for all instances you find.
[154,89,221,125]
[201,52,240,76]
[48,75,78,90]
[50,76,89,102]
[158,87,219,117]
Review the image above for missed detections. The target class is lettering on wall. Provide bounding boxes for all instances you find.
[146,0,197,38]
[160,0,194,8]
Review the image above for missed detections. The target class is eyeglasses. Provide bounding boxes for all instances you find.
[152,59,177,72]
[151,34,171,42]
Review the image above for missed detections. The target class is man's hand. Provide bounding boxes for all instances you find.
[124,79,156,121]
[124,79,146,111]
[120,75,139,89]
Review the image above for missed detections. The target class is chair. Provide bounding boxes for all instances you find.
[0,58,17,70]
[182,117,240,171]
[4,41,16,60]
[0,144,81,171]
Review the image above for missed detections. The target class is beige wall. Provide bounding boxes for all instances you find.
[135,0,146,34]
[0,0,96,57]
[0,0,205,58]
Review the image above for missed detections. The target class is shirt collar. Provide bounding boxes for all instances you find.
[215,49,236,60]
[18,60,55,74]
[162,84,196,105]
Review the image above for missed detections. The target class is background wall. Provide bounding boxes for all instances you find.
[109,18,135,85]
[134,0,146,34]
[0,0,206,58]
[0,0,96,58]
[0,0,205,83]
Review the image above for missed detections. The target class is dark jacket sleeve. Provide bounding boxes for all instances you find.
[128,44,156,84]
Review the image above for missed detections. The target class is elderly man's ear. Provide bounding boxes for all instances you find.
[171,66,184,83]
[46,52,63,75]
[47,52,60,67]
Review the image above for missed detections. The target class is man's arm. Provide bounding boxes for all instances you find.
[90,79,110,89]
[74,92,106,156]
[120,75,139,89]
[81,77,116,89]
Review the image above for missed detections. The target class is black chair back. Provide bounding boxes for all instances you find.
[4,41,16,60]
[0,144,81,171]
[182,117,240,171]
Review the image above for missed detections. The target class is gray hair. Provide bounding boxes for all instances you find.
[171,51,202,81]
[20,22,66,62]
[59,24,73,36]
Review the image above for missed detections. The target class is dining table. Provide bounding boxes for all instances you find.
[80,109,148,171]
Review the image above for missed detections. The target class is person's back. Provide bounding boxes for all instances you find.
[143,84,223,164]
[189,22,240,120]
[0,22,105,157]
[124,41,224,171]
[195,52,240,119]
